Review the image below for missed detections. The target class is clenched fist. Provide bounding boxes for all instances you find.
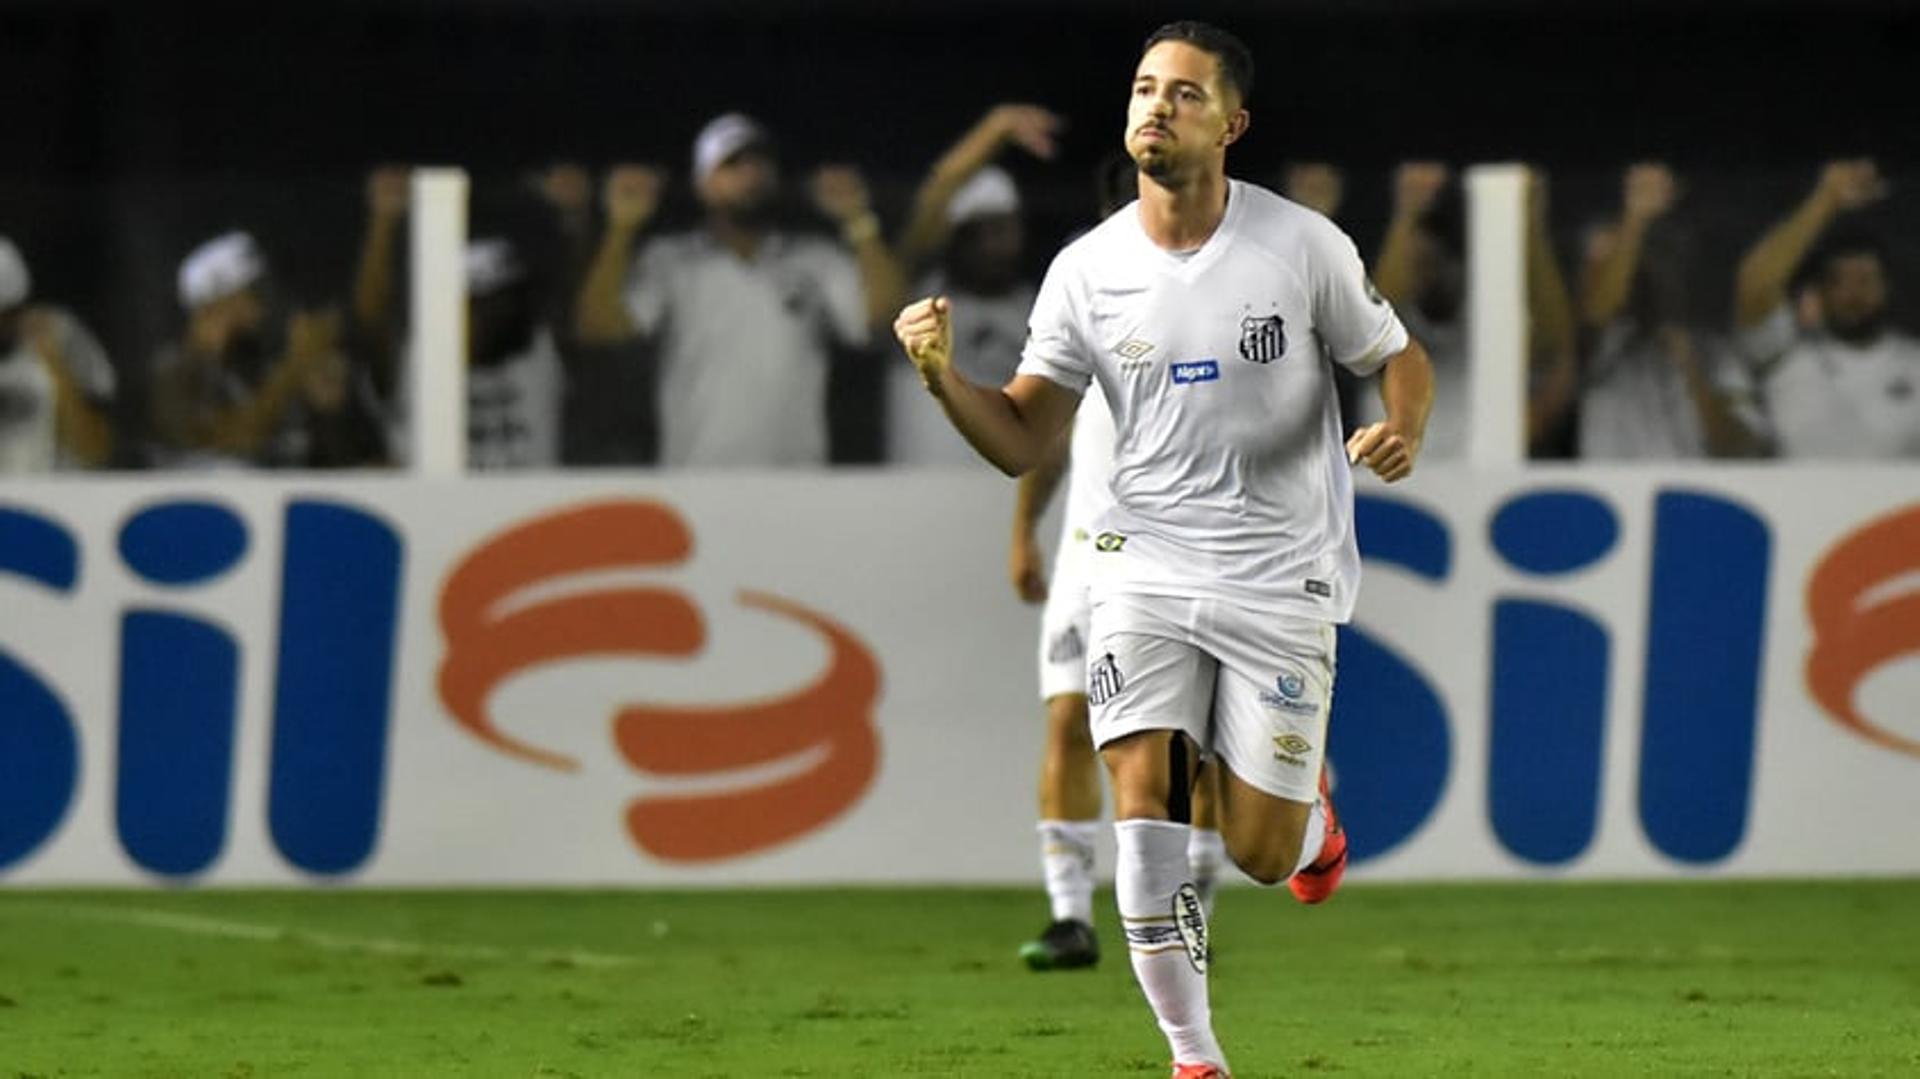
[893,296,955,395]
[1346,422,1419,483]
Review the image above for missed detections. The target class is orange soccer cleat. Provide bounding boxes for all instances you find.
[1288,767,1347,905]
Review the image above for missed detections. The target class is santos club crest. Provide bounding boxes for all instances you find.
[1239,314,1286,364]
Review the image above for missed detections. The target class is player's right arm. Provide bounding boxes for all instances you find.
[1732,159,1884,330]
[1010,424,1071,602]
[574,165,665,345]
[893,296,1080,477]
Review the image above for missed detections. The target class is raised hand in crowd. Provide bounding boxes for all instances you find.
[1734,158,1886,330]
[1580,161,1678,328]
[813,164,905,329]
[1376,162,1450,307]
[354,166,411,391]
[897,103,1065,273]
[1282,163,1344,219]
[574,165,668,344]
[605,164,667,232]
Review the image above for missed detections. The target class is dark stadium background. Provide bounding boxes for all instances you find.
[4,0,1915,455]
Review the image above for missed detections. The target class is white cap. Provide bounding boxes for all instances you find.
[177,231,266,309]
[0,237,28,310]
[947,165,1021,227]
[692,112,770,185]
[465,238,524,297]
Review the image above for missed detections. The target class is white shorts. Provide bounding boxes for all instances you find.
[1037,536,1094,701]
[1086,592,1336,804]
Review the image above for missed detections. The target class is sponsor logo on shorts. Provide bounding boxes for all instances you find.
[1170,360,1220,385]
[1088,652,1126,705]
[1273,733,1313,767]
[1114,338,1156,360]
[1172,882,1210,974]
[1239,315,1286,364]
[1047,625,1085,665]
[1094,532,1127,552]
[1260,673,1318,716]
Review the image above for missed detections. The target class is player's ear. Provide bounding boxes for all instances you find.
[1222,108,1250,147]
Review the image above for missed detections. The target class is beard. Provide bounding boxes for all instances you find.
[1828,309,1887,347]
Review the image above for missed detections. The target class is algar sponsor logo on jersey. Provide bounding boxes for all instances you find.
[1170,360,1220,385]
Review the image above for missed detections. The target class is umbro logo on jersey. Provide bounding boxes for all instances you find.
[1088,652,1126,705]
[1170,360,1220,385]
[1239,315,1286,364]
[1113,338,1155,360]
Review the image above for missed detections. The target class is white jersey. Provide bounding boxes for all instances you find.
[1738,306,1920,458]
[626,230,868,467]
[1059,379,1117,544]
[1016,180,1409,622]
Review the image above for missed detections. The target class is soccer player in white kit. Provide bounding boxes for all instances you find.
[895,22,1433,1076]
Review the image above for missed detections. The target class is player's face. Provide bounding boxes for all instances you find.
[1125,41,1247,182]
[1819,252,1889,343]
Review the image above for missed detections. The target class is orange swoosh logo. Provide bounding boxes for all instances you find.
[439,500,882,861]
[1805,503,1920,758]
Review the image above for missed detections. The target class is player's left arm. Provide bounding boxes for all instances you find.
[1347,338,1433,483]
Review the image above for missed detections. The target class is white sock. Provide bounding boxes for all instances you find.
[1187,827,1226,919]
[1038,820,1099,925]
[1291,800,1328,878]
[1116,819,1226,1070]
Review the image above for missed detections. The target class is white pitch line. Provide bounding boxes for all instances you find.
[10,902,642,969]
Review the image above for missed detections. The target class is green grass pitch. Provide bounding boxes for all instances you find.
[2,881,1917,1076]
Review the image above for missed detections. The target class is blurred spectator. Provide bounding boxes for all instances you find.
[150,231,386,468]
[1355,164,1578,459]
[887,104,1061,466]
[1282,162,1345,219]
[574,113,905,467]
[464,237,563,469]
[1734,160,1920,458]
[0,237,116,471]
[531,163,659,466]
[1575,163,1763,459]
[356,168,572,470]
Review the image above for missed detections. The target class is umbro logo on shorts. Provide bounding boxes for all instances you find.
[1088,652,1126,705]
[1094,532,1127,552]
[1273,733,1313,767]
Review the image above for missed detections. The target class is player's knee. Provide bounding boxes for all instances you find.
[1227,831,1304,887]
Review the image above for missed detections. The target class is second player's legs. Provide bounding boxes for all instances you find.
[1040,692,1101,821]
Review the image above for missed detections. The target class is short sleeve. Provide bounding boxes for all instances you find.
[1305,216,1409,376]
[1735,305,1797,371]
[1014,251,1092,394]
[623,239,676,338]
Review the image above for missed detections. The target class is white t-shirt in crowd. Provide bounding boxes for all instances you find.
[1578,321,1760,459]
[0,308,115,472]
[1738,306,1920,458]
[1355,305,1465,459]
[467,327,564,470]
[1015,180,1409,622]
[886,272,1035,466]
[627,230,867,467]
